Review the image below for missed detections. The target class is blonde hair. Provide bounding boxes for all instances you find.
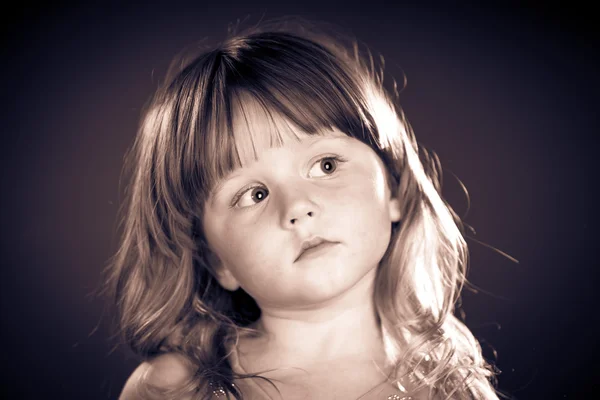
[105,18,504,399]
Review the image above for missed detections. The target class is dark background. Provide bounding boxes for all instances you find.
[2,1,597,399]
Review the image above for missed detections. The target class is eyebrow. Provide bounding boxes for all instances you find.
[209,135,350,205]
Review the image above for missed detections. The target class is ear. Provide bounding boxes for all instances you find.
[388,197,402,223]
[204,245,241,292]
[214,265,241,292]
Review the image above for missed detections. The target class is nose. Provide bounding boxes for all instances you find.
[279,183,319,229]
[289,210,314,226]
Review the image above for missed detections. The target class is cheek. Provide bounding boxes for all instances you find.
[219,219,279,273]
[220,225,255,261]
[339,166,389,215]
[335,169,392,248]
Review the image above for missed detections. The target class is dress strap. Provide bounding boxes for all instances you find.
[208,381,228,398]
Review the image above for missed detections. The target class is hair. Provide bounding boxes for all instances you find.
[104,17,505,399]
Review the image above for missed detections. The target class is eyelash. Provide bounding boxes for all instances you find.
[229,154,348,209]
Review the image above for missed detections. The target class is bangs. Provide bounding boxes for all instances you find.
[166,32,398,204]
[229,92,307,167]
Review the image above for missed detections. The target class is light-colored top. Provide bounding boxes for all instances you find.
[208,345,422,400]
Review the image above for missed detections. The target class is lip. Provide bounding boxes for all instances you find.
[294,237,339,262]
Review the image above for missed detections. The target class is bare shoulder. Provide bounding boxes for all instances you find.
[119,353,196,400]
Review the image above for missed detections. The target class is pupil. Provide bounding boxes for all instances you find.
[322,158,335,173]
[253,188,265,201]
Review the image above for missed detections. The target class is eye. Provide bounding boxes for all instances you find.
[232,185,269,208]
[308,155,346,178]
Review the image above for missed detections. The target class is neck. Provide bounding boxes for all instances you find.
[241,269,387,368]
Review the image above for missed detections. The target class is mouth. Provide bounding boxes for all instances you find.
[294,238,340,262]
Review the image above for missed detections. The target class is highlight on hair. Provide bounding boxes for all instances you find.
[104,17,505,399]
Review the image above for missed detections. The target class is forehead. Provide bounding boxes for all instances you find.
[231,94,346,167]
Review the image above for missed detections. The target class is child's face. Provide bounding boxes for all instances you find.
[202,99,401,309]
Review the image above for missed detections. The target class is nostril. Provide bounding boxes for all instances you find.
[289,212,313,225]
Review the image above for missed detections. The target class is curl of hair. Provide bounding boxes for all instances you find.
[104,17,503,399]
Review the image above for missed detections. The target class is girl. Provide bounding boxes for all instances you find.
[107,19,503,400]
